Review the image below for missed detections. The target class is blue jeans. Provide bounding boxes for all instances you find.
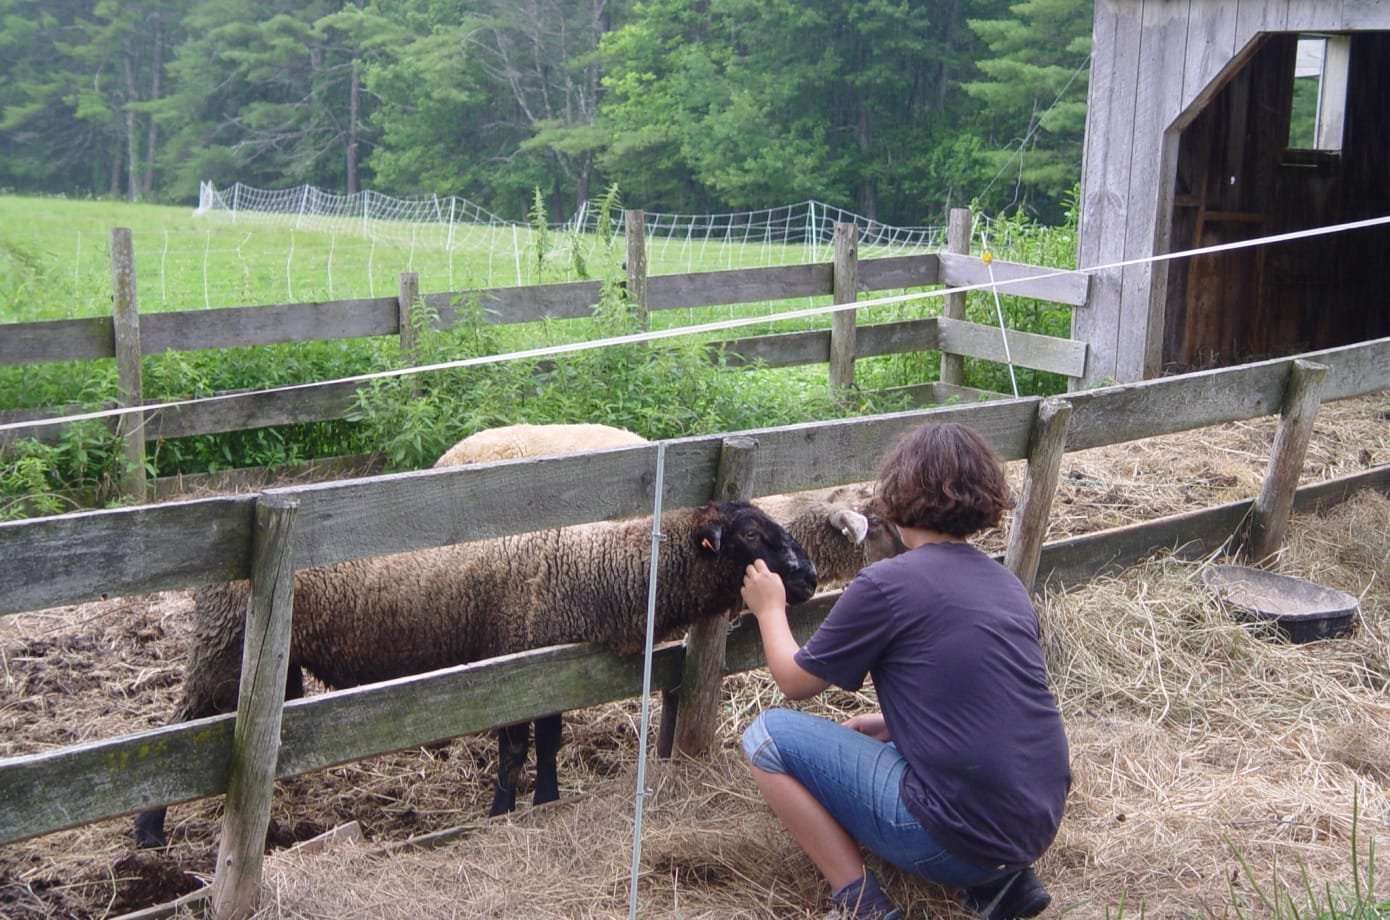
[741,708,1010,889]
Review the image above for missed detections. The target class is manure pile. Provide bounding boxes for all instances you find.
[0,394,1385,918]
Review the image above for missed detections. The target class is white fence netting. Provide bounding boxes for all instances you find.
[197,181,946,278]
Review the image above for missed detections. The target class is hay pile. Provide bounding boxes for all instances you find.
[193,490,1390,919]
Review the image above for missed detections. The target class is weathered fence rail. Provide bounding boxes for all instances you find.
[2,335,1388,918]
[0,253,1075,365]
[2,336,1385,618]
[0,211,1091,502]
[3,460,1387,848]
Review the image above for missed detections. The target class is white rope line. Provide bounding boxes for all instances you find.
[985,254,1021,398]
[976,223,1021,398]
[6,213,1390,436]
[627,440,667,920]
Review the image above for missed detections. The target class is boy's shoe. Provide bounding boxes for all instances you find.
[829,870,902,920]
[961,866,1051,919]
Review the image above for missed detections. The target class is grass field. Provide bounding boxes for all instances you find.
[0,194,1077,514]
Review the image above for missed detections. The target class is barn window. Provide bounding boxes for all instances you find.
[1287,34,1349,152]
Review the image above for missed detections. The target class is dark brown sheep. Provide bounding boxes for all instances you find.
[134,501,815,848]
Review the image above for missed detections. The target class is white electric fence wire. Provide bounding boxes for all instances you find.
[986,256,1020,398]
[980,227,1021,398]
[8,213,1389,437]
[627,440,667,920]
[977,55,1091,206]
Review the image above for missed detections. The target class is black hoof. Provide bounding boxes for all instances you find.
[133,809,168,849]
[487,792,517,817]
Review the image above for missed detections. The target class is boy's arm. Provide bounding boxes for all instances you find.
[742,560,829,700]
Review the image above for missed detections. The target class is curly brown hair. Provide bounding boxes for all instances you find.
[872,422,1014,537]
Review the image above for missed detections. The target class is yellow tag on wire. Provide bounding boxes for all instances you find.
[982,250,994,265]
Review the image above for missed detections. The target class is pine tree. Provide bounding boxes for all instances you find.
[963,0,1091,218]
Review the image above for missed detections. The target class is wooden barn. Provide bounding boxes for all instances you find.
[1075,0,1390,387]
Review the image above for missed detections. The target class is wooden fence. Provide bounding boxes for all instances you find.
[1,332,1388,916]
[0,210,1090,502]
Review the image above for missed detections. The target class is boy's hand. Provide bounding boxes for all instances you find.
[842,713,890,741]
[741,558,787,619]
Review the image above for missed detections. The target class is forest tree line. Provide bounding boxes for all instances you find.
[0,0,1092,224]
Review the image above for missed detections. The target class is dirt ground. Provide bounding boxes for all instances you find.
[0,393,1386,918]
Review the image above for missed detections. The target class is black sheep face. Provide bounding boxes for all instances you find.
[695,501,818,603]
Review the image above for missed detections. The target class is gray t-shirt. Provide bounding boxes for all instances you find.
[794,541,1070,868]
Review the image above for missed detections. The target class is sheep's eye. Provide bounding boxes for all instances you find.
[740,530,763,543]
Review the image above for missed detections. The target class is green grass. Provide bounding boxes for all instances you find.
[0,193,1080,516]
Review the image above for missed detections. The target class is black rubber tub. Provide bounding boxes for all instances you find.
[1202,564,1360,644]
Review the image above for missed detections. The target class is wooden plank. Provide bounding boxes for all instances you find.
[0,317,114,364]
[941,209,972,386]
[140,380,362,441]
[210,496,298,919]
[425,281,603,326]
[0,496,256,617]
[1283,0,1330,30]
[829,223,859,393]
[1005,399,1074,592]
[140,298,398,354]
[7,463,1389,846]
[937,317,1089,377]
[937,252,1090,308]
[270,398,1041,571]
[1182,0,1239,115]
[397,273,419,366]
[717,318,941,370]
[1246,360,1329,562]
[0,639,686,845]
[0,403,107,446]
[1038,463,1390,591]
[646,263,833,310]
[1066,337,1390,451]
[856,254,939,291]
[1117,0,1193,383]
[1338,0,1390,29]
[626,209,649,330]
[1075,0,1143,387]
[4,339,1384,618]
[674,437,757,756]
[110,228,148,504]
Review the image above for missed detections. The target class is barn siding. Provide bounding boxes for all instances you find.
[1076,0,1390,385]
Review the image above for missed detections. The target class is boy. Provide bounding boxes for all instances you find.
[739,422,1070,919]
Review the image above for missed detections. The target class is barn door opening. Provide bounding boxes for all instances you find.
[1162,32,1389,373]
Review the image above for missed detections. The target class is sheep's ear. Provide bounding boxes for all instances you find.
[828,508,869,545]
[695,523,723,555]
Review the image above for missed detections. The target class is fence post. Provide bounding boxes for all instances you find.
[210,494,299,920]
[625,209,649,330]
[829,222,859,395]
[659,436,757,758]
[1005,398,1074,593]
[941,208,972,387]
[397,272,421,392]
[109,228,147,504]
[1244,359,1329,563]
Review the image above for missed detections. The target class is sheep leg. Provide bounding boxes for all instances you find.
[532,714,562,806]
[489,722,531,816]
